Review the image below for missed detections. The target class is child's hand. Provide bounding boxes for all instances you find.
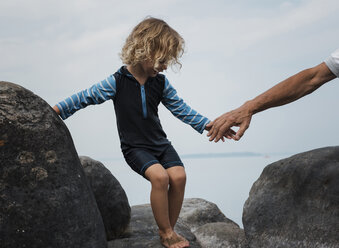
[204,123,212,131]
[53,105,61,115]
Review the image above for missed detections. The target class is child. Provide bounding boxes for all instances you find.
[53,17,210,248]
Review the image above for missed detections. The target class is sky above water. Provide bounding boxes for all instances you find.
[1,0,339,160]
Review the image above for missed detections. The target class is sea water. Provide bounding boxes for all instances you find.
[102,153,291,228]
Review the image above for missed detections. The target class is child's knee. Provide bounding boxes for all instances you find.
[170,171,186,187]
[151,172,169,189]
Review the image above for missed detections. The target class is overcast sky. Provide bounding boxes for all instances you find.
[1,0,339,160]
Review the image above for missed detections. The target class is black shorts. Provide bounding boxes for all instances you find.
[123,144,184,178]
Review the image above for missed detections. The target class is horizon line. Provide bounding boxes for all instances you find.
[94,151,293,161]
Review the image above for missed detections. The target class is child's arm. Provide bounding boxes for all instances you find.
[161,77,210,134]
[54,75,116,119]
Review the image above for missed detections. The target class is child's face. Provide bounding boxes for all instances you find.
[141,59,167,78]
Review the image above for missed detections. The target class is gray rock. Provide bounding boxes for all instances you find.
[179,198,247,248]
[108,204,202,248]
[179,198,238,232]
[243,146,339,248]
[108,198,245,247]
[79,156,131,240]
[0,82,107,248]
[194,222,248,248]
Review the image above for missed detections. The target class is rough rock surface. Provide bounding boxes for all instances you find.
[179,198,238,232]
[0,82,107,248]
[108,204,202,248]
[243,146,339,248]
[79,156,131,240]
[108,198,247,247]
[194,222,248,248]
[180,198,247,248]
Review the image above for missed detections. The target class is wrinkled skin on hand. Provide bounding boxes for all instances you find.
[206,105,252,142]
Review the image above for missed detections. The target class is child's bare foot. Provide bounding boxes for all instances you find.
[159,230,190,248]
[176,233,189,246]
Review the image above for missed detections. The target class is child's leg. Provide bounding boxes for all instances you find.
[166,166,186,229]
[144,163,172,234]
[145,164,189,248]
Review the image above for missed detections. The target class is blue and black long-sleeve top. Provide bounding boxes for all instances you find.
[56,66,210,152]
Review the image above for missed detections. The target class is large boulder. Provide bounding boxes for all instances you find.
[79,156,131,240]
[179,198,238,231]
[0,82,107,248]
[108,203,202,248]
[243,146,339,248]
[180,198,247,248]
[107,198,246,247]
[194,222,248,248]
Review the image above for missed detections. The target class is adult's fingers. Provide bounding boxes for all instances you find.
[208,112,236,141]
[234,121,249,141]
[214,121,233,142]
[208,119,221,140]
[208,120,224,141]
[228,129,236,135]
[206,120,215,135]
[223,129,235,140]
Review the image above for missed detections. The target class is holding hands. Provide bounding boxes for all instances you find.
[206,102,252,142]
[204,56,339,143]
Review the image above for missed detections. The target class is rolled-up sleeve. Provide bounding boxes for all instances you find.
[325,48,339,78]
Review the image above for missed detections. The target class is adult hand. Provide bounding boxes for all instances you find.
[206,103,253,142]
[205,121,236,142]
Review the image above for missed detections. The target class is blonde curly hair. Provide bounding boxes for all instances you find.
[120,17,185,70]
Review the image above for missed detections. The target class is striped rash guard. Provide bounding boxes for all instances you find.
[56,66,210,152]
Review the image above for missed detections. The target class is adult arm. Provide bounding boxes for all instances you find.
[207,62,337,142]
[161,77,210,134]
[53,75,116,119]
